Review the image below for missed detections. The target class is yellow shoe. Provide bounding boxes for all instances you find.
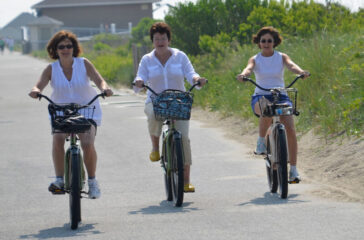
[149,151,160,162]
[184,183,195,193]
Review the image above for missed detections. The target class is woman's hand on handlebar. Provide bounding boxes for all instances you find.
[300,71,310,79]
[134,80,145,88]
[193,77,208,87]
[29,88,41,99]
[102,88,113,97]
[236,73,249,82]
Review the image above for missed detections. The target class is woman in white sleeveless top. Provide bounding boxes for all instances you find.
[29,30,113,199]
[237,26,310,182]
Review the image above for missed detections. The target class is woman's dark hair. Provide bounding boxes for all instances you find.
[252,26,282,48]
[46,30,82,60]
[150,22,172,42]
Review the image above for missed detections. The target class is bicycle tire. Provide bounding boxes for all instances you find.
[162,140,173,201]
[69,153,81,230]
[276,129,288,199]
[170,137,184,207]
[265,138,278,193]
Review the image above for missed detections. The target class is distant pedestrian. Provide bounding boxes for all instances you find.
[0,38,5,54]
[7,37,14,53]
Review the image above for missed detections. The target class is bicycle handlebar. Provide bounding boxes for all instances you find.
[132,80,208,96]
[37,92,106,109]
[242,74,306,92]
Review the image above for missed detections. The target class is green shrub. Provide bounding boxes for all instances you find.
[93,42,111,51]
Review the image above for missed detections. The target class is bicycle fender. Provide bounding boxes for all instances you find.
[172,130,182,140]
[70,145,81,155]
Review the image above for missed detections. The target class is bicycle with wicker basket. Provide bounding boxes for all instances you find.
[37,92,105,229]
[133,81,204,207]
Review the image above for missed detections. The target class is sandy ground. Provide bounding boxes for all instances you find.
[191,108,364,204]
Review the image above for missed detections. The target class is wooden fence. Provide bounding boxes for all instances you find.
[132,44,150,77]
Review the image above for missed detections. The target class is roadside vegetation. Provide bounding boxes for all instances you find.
[31,0,363,137]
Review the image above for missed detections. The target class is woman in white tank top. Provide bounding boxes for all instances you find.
[237,27,310,182]
[29,30,113,199]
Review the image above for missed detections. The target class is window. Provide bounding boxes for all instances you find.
[141,4,148,10]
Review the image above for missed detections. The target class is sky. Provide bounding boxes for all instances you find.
[0,0,363,29]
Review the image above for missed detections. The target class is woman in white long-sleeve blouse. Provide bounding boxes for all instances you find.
[133,22,207,193]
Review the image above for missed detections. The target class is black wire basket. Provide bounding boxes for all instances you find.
[152,90,194,121]
[48,104,95,133]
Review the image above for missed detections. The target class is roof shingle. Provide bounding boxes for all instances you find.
[32,0,160,9]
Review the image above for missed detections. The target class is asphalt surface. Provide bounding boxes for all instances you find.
[1,50,364,240]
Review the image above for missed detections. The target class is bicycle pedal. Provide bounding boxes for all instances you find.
[289,179,300,184]
[254,151,267,156]
[49,188,66,194]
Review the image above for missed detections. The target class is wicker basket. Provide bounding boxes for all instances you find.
[152,90,193,121]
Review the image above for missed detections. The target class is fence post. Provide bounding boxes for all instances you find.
[132,44,150,77]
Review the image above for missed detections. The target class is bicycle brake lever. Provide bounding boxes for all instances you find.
[101,92,106,99]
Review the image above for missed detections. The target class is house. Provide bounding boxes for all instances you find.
[0,13,36,42]
[32,0,161,36]
[27,16,63,51]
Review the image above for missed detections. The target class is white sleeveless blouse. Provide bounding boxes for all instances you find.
[253,51,285,95]
[50,57,102,125]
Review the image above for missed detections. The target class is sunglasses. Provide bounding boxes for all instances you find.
[57,44,73,50]
[260,39,273,43]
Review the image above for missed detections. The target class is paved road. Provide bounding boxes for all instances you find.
[1,51,364,240]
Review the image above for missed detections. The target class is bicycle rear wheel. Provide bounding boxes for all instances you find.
[69,153,81,230]
[170,137,184,207]
[276,129,288,199]
[162,141,173,201]
[265,138,278,193]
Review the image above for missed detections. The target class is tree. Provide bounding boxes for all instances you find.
[132,17,159,45]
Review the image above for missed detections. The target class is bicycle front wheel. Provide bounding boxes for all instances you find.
[276,129,288,199]
[162,141,173,201]
[265,138,278,193]
[69,153,81,230]
[170,137,184,207]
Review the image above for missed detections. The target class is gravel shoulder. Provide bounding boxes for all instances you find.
[191,107,364,204]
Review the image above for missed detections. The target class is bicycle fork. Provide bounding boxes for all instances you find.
[162,125,183,173]
[64,136,85,192]
[265,120,286,170]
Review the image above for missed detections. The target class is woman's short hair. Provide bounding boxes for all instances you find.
[252,26,282,48]
[150,22,172,42]
[46,30,82,60]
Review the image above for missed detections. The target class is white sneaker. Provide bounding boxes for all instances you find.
[289,167,301,183]
[254,137,267,155]
[88,179,101,199]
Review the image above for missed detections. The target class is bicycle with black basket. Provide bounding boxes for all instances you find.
[133,81,204,207]
[242,75,305,199]
[37,92,105,229]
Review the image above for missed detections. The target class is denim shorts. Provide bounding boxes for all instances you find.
[251,94,292,117]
